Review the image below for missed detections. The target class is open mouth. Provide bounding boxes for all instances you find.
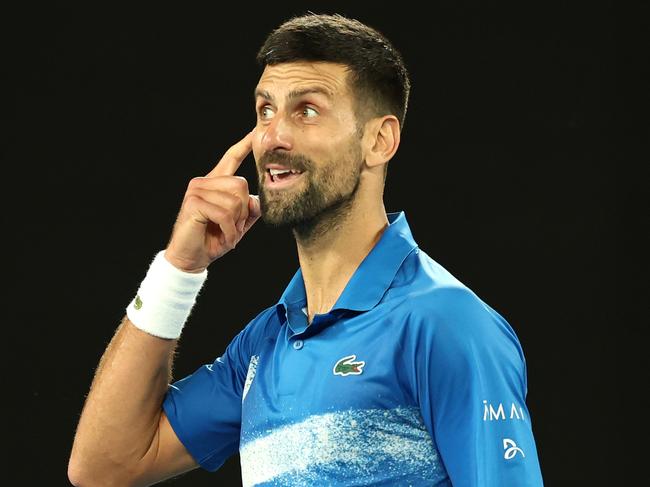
[265,168,305,188]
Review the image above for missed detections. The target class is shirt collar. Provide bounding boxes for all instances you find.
[276,211,418,316]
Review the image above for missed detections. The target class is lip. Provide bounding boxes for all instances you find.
[264,170,306,189]
[265,163,296,171]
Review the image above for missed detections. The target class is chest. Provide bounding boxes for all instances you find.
[237,313,449,487]
[240,315,417,439]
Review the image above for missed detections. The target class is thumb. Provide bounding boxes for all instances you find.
[242,194,261,234]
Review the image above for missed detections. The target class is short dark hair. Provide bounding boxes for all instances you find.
[256,13,411,134]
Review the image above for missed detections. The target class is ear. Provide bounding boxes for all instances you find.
[363,115,401,170]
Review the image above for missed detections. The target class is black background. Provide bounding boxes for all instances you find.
[4,2,638,486]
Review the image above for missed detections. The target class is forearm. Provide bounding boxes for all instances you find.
[69,315,177,483]
[69,132,258,485]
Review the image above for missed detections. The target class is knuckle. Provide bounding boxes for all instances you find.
[213,205,228,219]
[232,176,249,190]
[225,209,240,224]
[188,176,205,189]
[184,194,202,207]
[226,194,242,213]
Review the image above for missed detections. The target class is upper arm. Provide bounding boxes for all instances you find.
[131,310,271,483]
[416,289,544,486]
[132,411,199,487]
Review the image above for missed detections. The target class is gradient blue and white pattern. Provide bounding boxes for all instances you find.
[240,407,449,486]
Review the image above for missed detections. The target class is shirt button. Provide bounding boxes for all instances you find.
[293,339,304,350]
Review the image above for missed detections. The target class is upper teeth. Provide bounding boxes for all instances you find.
[269,168,300,175]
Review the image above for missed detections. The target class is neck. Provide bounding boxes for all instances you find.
[293,196,389,324]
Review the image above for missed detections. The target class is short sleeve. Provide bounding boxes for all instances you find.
[162,323,254,472]
[416,288,544,486]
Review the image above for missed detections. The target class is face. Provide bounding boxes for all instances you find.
[252,62,365,230]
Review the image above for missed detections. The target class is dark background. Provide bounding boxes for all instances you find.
[3,1,637,485]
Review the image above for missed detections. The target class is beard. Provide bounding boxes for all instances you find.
[256,135,363,242]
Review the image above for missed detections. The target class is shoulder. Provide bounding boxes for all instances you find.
[393,247,487,322]
[394,249,523,359]
[197,304,280,380]
[232,304,281,350]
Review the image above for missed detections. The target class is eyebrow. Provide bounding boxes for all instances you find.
[254,87,333,103]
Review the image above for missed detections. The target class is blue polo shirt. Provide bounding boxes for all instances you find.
[162,211,544,486]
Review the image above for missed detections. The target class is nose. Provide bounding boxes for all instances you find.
[259,112,294,153]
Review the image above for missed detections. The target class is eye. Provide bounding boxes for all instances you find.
[259,105,275,120]
[302,106,318,118]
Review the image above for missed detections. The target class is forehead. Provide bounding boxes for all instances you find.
[255,62,351,101]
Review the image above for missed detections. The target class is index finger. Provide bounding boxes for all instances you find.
[206,130,254,178]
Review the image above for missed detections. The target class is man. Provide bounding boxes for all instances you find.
[69,13,544,487]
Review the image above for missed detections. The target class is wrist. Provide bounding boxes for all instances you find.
[126,250,208,339]
[163,250,208,274]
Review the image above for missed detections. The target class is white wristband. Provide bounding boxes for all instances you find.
[126,250,208,339]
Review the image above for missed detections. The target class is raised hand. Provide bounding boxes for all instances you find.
[164,130,261,273]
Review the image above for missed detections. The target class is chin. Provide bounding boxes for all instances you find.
[261,210,297,228]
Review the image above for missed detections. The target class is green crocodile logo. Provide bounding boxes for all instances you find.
[333,355,365,376]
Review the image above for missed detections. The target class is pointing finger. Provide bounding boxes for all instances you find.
[206,130,255,178]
